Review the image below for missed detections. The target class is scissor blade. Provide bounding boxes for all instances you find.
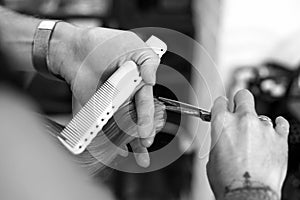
[158,97,180,107]
[165,105,201,117]
[158,97,209,113]
[158,97,199,108]
[158,97,211,122]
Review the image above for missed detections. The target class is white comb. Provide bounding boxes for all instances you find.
[58,36,167,154]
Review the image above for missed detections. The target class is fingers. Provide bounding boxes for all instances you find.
[258,115,273,126]
[130,138,150,168]
[233,89,257,115]
[141,134,155,148]
[275,116,290,137]
[135,85,155,147]
[118,144,129,157]
[138,52,160,85]
[211,96,229,121]
[211,96,229,143]
[132,42,160,147]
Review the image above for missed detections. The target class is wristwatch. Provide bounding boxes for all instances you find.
[32,20,63,80]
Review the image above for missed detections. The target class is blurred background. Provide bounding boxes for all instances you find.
[1,0,300,199]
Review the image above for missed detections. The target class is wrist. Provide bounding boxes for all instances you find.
[223,186,279,200]
[48,21,79,81]
[213,172,281,200]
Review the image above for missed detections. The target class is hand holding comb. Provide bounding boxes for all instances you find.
[59,36,167,154]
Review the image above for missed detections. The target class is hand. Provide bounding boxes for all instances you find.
[207,89,289,199]
[48,22,160,167]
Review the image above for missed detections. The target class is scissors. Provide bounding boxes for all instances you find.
[158,97,211,122]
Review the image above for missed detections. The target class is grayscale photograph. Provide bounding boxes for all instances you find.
[0,0,299,200]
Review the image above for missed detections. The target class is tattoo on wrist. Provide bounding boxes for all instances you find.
[224,172,279,200]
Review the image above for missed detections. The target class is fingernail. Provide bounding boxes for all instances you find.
[142,138,154,147]
[118,145,129,157]
[137,153,150,168]
[141,128,155,147]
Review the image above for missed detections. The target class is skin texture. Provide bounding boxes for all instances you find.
[0,6,290,198]
[49,24,160,167]
[207,89,289,200]
[0,6,160,167]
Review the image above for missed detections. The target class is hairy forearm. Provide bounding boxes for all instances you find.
[0,6,40,71]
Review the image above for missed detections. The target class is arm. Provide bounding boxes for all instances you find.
[0,6,40,71]
[0,6,160,168]
[0,6,75,73]
[223,172,279,200]
[207,89,289,200]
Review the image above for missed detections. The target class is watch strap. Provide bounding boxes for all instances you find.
[32,20,63,81]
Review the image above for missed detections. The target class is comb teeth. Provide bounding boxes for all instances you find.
[59,36,167,155]
[60,80,119,153]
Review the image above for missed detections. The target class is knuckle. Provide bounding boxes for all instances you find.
[150,52,160,63]
[138,115,151,125]
[141,53,160,68]
[239,113,257,128]
[214,111,229,123]
[240,112,255,120]
[214,112,225,122]
[136,98,153,107]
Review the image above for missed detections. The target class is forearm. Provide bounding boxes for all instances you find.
[0,6,40,71]
[0,6,78,75]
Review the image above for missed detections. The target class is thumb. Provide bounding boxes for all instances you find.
[275,116,290,137]
[135,51,160,85]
